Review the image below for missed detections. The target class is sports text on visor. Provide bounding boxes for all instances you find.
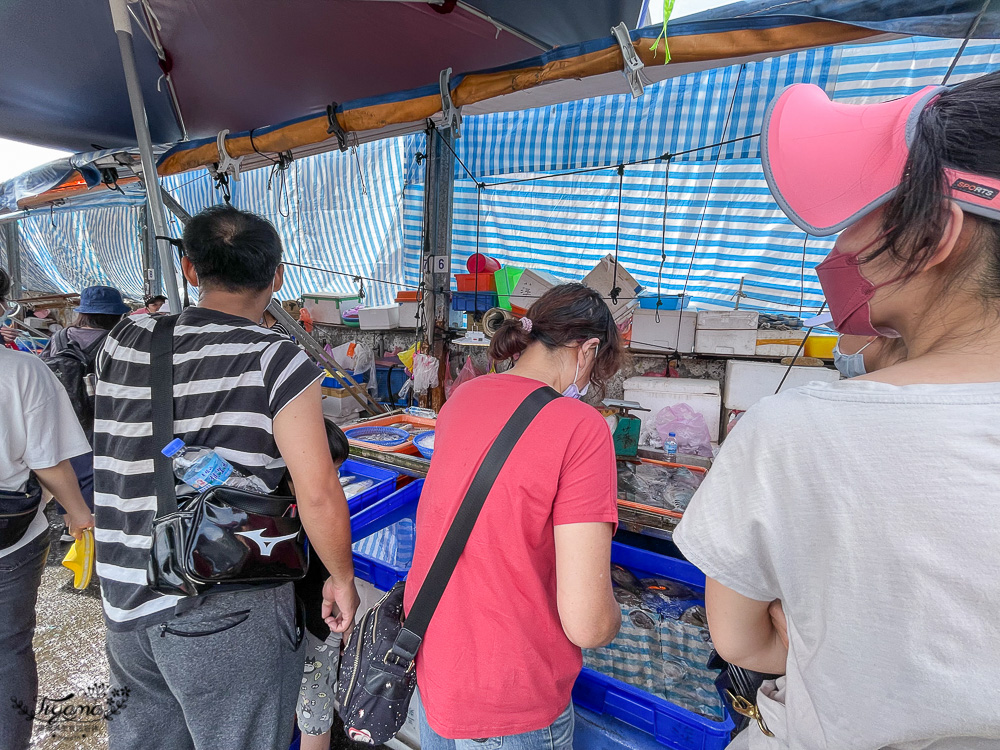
[952,178,999,201]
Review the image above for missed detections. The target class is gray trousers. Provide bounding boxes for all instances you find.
[0,530,49,750]
[105,583,305,750]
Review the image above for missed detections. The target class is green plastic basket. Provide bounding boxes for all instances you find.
[494,267,524,311]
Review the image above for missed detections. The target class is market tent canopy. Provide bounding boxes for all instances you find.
[4,0,1000,213]
[0,0,642,153]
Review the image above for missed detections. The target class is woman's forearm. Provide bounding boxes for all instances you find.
[705,578,789,675]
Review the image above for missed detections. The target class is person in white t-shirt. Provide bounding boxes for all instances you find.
[0,269,95,750]
[674,73,1000,749]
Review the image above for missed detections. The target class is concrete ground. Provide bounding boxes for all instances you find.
[28,506,385,750]
[30,509,109,750]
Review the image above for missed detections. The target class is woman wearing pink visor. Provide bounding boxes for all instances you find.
[674,71,1000,750]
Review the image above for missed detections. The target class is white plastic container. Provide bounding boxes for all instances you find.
[755,330,808,358]
[623,376,722,442]
[629,309,696,353]
[301,292,361,325]
[508,269,561,311]
[695,328,758,356]
[397,301,420,329]
[582,254,643,324]
[724,359,841,411]
[358,304,400,330]
[696,310,759,330]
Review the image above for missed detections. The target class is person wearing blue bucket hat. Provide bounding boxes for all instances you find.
[41,285,129,540]
[74,285,131,316]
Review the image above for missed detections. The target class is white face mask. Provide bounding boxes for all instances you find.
[562,344,598,399]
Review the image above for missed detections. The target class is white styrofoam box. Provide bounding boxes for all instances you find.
[629,309,696,353]
[358,304,400,330]
[322,394,363,421]
[583,254,643,323]
[623,376,722,442]
[724,359,841,411]
[508,268,561,311]
[696,310,760,331]
[755,330,808,358]
[397,300,420,328]
[695,328,758,356]
[301,292,361,325]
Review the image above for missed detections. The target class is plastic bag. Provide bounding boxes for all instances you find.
[444,356,482,399]
[654,403,713,457]
[412,353,440,394]
[327,342,377,394]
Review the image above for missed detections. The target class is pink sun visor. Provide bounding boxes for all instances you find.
[762,84,1000,237]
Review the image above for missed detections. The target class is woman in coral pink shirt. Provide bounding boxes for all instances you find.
[405,283,623,750]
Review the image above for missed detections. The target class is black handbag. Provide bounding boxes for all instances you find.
[145,315,308,597]
[710,651,778,738]
[0,477,43,550]
[336,386,560,745]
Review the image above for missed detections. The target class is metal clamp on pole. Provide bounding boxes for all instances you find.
[612,22,645,99]
[326,103,350,151]
[209,129,243,180]
[439,68,462,138]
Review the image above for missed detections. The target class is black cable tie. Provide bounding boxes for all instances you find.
[610,286,621,305]
[415,152,426,165]
[617,164,625,176]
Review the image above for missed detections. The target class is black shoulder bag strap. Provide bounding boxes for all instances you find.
[391,385,560,662]
[150,315,181,519]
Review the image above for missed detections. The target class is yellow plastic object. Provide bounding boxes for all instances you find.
[804,335,838,359]
[397,344,416,372]
[61,528,95,590]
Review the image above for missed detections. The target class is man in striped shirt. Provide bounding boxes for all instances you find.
[94,205,359,750]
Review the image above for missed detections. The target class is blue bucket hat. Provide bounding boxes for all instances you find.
[75,286,130,316]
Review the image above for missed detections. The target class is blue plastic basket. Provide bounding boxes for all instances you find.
[340,459,399,515]
[322,371,369,389]
[413,431,435,460]
[350,480,422,590]
[451,291,498,313]
[572,542,734,750]
[638,294,689,311]
[344,425,410,447]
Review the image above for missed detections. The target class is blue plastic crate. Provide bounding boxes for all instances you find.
[350,480,422,590]
[376,364,409,406]
[638,294,689,311]
[572,542,734,750]
[451,291,498,313]
[322,371,369,389]
[340,459,399,515]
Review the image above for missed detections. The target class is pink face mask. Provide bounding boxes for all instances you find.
[815,239,902,337]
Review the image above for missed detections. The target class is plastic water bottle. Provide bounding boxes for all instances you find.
[394,518,416,567]
[664,432,678,463]
[161,439,269,493]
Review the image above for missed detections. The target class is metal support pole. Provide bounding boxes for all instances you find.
[108,0,181,312]
[421,126,455,410]
[3,222,23,298]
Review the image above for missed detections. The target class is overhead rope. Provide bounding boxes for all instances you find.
[942,0,991,85]
[672,63,746,348]
[611,164,625,305]
[654,155,672,324]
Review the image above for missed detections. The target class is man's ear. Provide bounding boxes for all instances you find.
[181,257,200,287]
[272,263,285,295]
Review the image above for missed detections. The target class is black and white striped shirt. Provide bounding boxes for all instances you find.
[92,308,322,631]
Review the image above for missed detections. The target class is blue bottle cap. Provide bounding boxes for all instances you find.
[669,432,676,437]
[161,438,186,457]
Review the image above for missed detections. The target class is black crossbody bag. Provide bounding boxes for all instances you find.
[145,315,308,596]
[0,478,43,550]
[337,385,560,745]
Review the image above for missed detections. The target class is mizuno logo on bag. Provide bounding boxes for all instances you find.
[235,529,299,556]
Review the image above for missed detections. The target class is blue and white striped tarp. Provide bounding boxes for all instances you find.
[400,36,1000,313]
[10,36,1000,315]
[160,137,410,307]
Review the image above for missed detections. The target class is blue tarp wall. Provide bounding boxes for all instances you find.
[5,36,1000,312]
